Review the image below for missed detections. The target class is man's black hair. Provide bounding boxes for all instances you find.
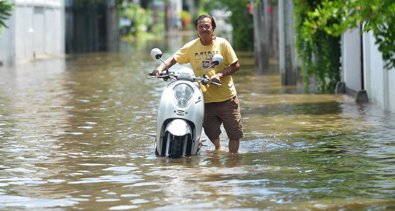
[194,14,216,30]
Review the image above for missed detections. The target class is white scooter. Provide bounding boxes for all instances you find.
[149,48,223,158]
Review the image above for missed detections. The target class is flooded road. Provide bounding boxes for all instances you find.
[1,39,395,210]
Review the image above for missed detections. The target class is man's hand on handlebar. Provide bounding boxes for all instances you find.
[150,69,160,77]
[149,70,170,81]
[210,73,222,86]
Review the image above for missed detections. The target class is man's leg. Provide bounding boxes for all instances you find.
[211,137,221,150]
[220,96,242,154]
[229,139,239,153]
[204,103,222,151]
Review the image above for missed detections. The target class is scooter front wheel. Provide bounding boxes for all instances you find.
[168,134,184,158]
[156,132,192,158]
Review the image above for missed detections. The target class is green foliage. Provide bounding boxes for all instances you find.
[300,0,395,70]
[294,0,341,93]
[198,0,223,13]
[179,10,192,30]
[0,0,13,29]
[122,3,154,37]
[202,0,254,51]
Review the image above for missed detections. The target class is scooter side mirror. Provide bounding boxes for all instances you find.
[151,48,162,60]
[212,54,223,65]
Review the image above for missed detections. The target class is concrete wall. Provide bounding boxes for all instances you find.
[0,11,15,66]
[342,28,395,112]
[0,0,64,66]
[341,28,362,93]
[363,31,395,112]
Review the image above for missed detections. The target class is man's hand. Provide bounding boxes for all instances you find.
[150,69,160,76]
[210,73,222,86]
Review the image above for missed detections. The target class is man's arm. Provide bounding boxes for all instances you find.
[209,61,240,84]
[210,61,240,82]
[218,61,240,78]
[152,56,177,75]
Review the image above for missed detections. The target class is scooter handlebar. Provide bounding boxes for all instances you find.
[195,76,222,86]
[148,72,171,80]
[148,73,221,85]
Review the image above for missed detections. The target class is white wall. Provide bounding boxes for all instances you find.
[0,12,15,65]
[341,28,361,92]
[389,70,395,112]
[0,0,64,65]
[342,28,395,113]
[363,31,395,112]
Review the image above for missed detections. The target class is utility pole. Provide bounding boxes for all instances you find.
[187,0,195,17]
[252,0,270,73]
[278,0,297,85]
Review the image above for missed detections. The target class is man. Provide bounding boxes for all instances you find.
[152,14,243,153]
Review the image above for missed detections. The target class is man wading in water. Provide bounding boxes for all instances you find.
[152,14,243,153]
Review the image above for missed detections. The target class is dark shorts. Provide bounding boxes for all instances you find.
[203,96,243,140]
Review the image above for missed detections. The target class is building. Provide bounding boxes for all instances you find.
[0,0,119,65]
[65,0,119,53]
[0,0,65,66]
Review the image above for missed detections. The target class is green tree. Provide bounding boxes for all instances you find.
[301,0,395,70]
[0,0,13,29]
[201,0,254,51]
[122,3,153,36]
[294,0,341,93]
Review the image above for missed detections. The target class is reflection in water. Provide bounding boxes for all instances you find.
[0,39,395,210]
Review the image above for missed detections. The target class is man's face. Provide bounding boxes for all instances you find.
[197,17,213,38]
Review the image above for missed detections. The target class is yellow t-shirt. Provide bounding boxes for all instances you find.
[174,37,238,103]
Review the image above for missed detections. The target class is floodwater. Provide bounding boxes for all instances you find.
[1,37,395,210]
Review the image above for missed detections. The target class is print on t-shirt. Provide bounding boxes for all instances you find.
[196,50,220,69]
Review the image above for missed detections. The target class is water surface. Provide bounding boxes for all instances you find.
[0,39,394,210]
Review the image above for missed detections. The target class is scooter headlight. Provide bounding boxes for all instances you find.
[173,83,193,108]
